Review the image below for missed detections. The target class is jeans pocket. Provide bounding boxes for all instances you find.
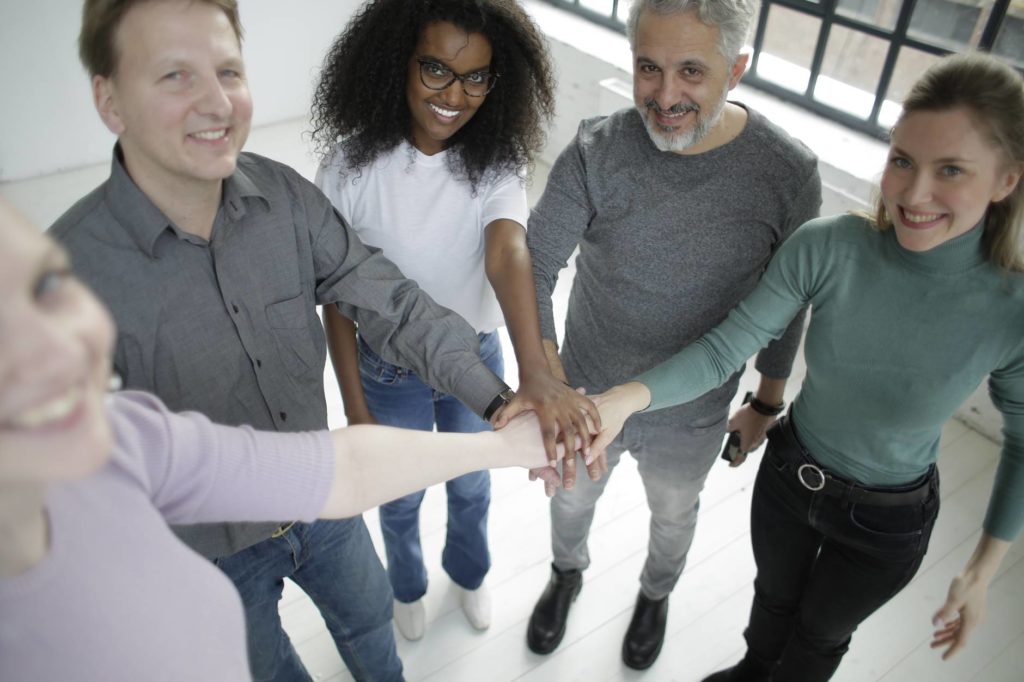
[358,341,403,386]
[846,501,926,559]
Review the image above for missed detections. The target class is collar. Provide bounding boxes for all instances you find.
[890,219,987,275]
[103,145,270,257]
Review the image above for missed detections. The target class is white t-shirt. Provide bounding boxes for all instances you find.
[315,141,529,333]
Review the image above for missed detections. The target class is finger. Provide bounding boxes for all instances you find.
[576,393,601,432]
[562,448,578,491]
[493,398,528,428]
[569,410,592,454]
[537,414,560,468]
[589,427,617,463]
[726,415,739,433]
[728,452,748,468]
[943,636,966,660]
[586,450,608,481]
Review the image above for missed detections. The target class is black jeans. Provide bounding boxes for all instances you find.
[744,417,940,681]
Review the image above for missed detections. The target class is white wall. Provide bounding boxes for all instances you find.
[0,0,360,182]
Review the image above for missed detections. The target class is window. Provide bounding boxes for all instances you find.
[540,0,1023,138]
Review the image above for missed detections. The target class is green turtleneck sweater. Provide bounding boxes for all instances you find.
[637,214,1024,540]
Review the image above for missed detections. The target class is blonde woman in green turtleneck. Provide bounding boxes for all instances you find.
[589,53,1024,682]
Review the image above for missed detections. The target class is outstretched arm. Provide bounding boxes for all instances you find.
[485,218,600,484]
[321,411,563,518]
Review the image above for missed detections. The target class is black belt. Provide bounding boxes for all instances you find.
[768,415,934,507]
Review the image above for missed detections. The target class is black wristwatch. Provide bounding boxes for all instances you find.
[483,388,516,421]
[747,392,785,417]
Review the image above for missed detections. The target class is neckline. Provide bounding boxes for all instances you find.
[889,221,987,274]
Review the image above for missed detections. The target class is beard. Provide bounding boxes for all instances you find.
[638,88,728,153]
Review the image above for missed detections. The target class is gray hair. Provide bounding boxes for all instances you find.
[626,0,754,61]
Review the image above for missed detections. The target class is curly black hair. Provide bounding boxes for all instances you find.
[310,0,555,191]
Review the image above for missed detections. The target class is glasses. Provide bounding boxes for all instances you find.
[416,59,498,97]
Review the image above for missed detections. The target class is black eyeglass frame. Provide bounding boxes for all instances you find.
[416,59,499,97]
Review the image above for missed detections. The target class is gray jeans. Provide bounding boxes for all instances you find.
[550,410,728,600]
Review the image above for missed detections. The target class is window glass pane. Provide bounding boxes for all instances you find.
[580,0,616,17]
[836,0,902,30]
[908,0,994,51]
[616,0,635,22]
[813,26,889,119]
[879,47,944,128]
[755,4,822,93]
[992,7,1024,70]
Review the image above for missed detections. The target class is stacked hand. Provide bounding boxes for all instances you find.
[493,372,602,496]
[501,381,651,497]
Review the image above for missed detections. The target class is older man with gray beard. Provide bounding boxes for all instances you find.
[524,0,821,670]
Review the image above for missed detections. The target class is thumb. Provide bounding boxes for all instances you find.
[933,599,960,628]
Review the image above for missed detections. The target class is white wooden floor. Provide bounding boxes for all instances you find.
[5,117,1021,682]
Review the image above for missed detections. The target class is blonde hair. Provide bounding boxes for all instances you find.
[872,53,1024,271]
[80,0,243,78]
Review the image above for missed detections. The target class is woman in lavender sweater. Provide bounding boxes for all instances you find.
[0,200,566,681]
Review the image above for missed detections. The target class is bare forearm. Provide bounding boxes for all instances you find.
[485,220,548,376]
[543,339,568,383]
[321,417,549,518]
[962,533,1011,581]
[324,305,373,422]
[754,376,787,407]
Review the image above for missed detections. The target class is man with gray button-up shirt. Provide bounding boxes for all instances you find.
[52,1,516,680]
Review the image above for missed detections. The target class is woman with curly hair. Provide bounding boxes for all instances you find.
[311,0,598,640]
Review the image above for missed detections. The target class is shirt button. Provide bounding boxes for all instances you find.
[280,411,287,421]
[232,304,239,313]
[256,359,262,368]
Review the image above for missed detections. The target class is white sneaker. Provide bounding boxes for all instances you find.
[460,583,492,630]
[393,598,425,641]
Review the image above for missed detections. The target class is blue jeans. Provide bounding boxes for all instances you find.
[358,331,501,603]
[215,518,403,682]
[743,416,939,681]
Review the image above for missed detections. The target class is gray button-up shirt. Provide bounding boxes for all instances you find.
[52,148,508,558]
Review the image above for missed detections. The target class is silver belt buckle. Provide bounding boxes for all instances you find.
[797,463,826,492]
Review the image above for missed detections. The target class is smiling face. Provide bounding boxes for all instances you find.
[406,21,492,156]
[632,9,746,154]
[92,0,252,198]
[881,107,1022,252]
[0,203,116,485]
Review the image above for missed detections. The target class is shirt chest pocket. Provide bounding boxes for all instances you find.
[265,294,319,377]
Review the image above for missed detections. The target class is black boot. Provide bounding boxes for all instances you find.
[527,564,583,654]
[622,592,669,670]
[701,652,772,682]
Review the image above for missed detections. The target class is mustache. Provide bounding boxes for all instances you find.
[643,98,700,115]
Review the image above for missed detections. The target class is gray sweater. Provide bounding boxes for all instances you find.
[528,105,821,424]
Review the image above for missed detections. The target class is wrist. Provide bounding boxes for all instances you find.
[483,387,516,422]
[620,381,652,413]
[748,392,785,417]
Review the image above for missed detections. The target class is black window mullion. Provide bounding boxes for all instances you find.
[868,0,924,127]
[750,0,772,73]
[806,0,839,98]
[978,0,1011,50]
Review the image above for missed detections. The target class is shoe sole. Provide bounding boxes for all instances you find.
[526,582,582,655]
[622,637,663,671]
